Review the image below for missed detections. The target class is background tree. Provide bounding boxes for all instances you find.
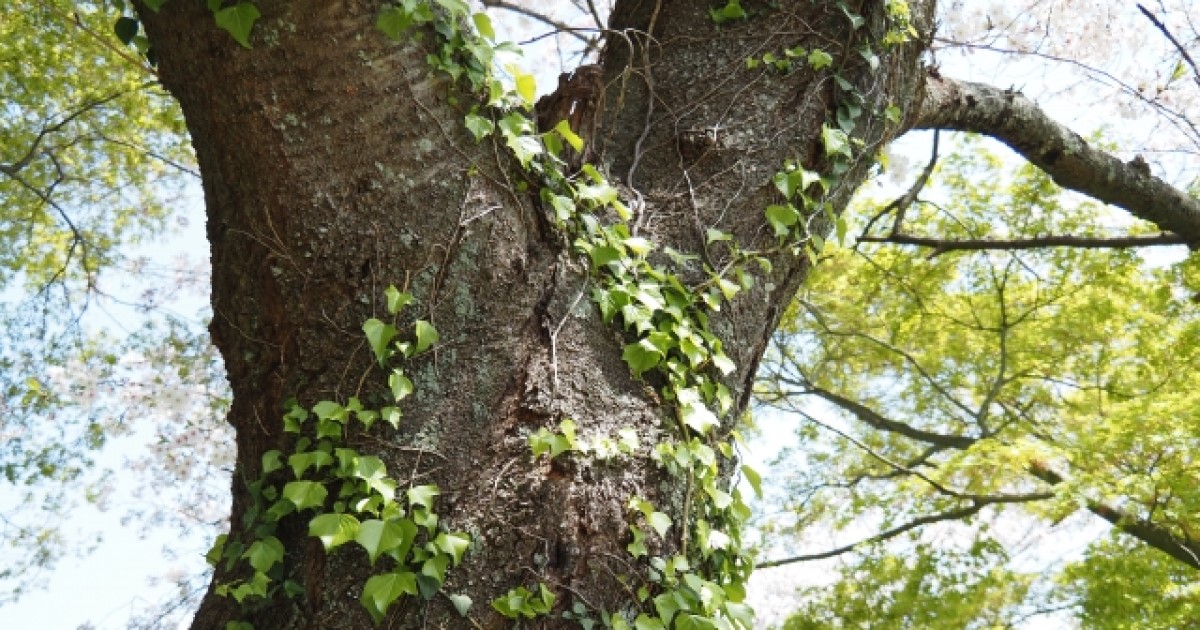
[755,140,1200,628]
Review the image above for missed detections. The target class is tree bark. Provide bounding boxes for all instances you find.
[136,0,932,627]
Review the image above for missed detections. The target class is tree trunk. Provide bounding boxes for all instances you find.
[137,1,932,627]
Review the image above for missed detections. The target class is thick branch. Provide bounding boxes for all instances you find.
[1029,462,1200,570]
[915,74,1200,245]
[857,232,1188,253]
[807,385,976,450]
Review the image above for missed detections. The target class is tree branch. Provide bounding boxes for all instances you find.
[1028,461,1200,570]
[914,73,1200,245]
[757,502,989,567]
[1136,4,1200,90]
[857,232,1188,254]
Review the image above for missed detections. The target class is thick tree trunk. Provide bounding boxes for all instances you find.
[137,1,932,627]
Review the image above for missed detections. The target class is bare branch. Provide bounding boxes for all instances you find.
[914,73,1200,245]
[1137,4,1200,90]
[857,232,1189,254]
[480,0,590,45]
[757,502,989,567]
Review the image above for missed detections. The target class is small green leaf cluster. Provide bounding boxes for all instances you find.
[746,46,832,74]
[709,1,748,24]
[528,419,640,461]
[491,583,556,620]
[207,290,470,626]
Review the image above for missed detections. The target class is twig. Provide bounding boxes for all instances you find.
[1137,4,1200,90]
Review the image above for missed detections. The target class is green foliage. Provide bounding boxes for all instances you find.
[491,583,556,620]
[0,0,197,601]
[212,289,469,625]
[782,544,1031,629]
[760,138,1200,626]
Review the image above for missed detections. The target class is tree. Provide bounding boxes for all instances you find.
[755,140,1200,628]
[5,0,1200,628]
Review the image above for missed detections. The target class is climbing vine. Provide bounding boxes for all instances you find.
[111,0,914,627]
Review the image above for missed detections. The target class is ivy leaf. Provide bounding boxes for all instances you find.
[765,204,799,237]
[389,371,414,402]
[553,120,585,152]
[622,340,663,376]
[433,532,472,566]
[821,124,852,159]
[113,17,139,45]
[680,401,719,434]
[361,571,418,624]
[448,593,473,616]
[261,449,283,475]
[741,464,763,499]
[282,480,328,510]
[385,286,413,314]
[471,12,495,41]
[627,525,647,558]
[355,518,414,566]
[413,320,439,355]
[213,2,261,49]
[407,484,440,509]
[808,48,833,70]
[646,512,672,538]
[464,113,494,141]
[635,614,667,630]
[512,69,537,107]
[363,318,398,367]
[243,536,285,573]
[288,450,334,477]
[308,513,360,551]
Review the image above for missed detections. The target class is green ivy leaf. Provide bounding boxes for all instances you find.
[389,371,414,402]
[464,113,495,141]
[448,593,473,616]
[261,449,283,475]
[385,286,414,314]
[808,48,833,70]
[213,2,261,49]
[471,12,495,41]
[355,518,414,565]
[363,318,398,367]
[821,124,852,159]
[282,480,328,510]
[434,532,471,566]
[764,204,799,237]
[512,69,537,107]
[413,320,439,355]
[361,571,418,624]
[622,340,663,376]
[243,536,285,573]
[553,120,585,152]
[308,513,360,551]
[741,464,763,499]
[407,484,440,509]
[288,450,334,477]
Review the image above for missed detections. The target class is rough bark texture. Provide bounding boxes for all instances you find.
[136,0,932,627]
[916,74,1200,245]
